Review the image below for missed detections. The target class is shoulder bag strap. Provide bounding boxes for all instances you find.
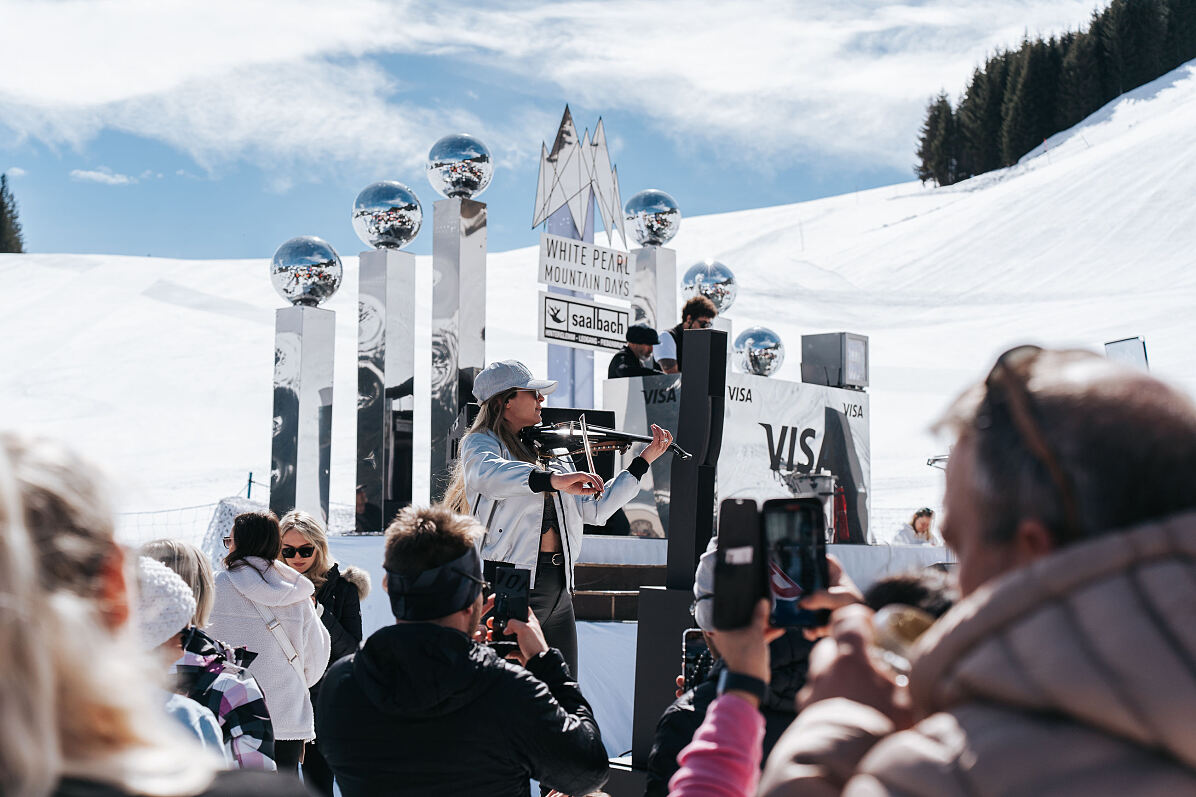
[248,599,308,687]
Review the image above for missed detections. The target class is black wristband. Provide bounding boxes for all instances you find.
[717,669,767,702]
[528,469,556,493]
[627,456,650,480]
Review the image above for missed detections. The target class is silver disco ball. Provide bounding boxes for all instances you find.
[426,133,493,199]
[352,181,423,250]
[270,236,343,307]
[624,189,681,247]
[682,259,737,313]
[734,326,785,377]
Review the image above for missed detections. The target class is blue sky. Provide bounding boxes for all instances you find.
[0,0,1098,259]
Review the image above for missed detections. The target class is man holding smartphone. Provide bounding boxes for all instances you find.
[316,505,609,797]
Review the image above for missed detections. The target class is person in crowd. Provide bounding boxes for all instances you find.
[608,323,665,378]
[206,511,330,775]
[655,296,717,374]
[316,504,610,797]
[645,539,813,797]
[142,538,277,771]
[277,509,370,796]
[354,485,383,534]
[135,556,228,763]
[0,432,308,797]
[668,346,1196,796]
[891,507,936,545]
[443,358,673,675]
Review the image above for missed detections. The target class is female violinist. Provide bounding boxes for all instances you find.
[443,359,673,675]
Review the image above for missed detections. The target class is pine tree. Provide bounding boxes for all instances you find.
[1057,21,1108,129]
[1161,0,1196,72]
[915,92,959,186]
[1102,0,1168,96]
[0,174,24,254]
[1000,40,1060,165]
[959,52,1012,175]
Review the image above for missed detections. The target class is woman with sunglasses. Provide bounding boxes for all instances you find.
[277,510,370,797]
[443,359,673,675]
[207,511,331,776]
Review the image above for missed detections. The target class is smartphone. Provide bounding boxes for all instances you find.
[488,640,520,658]
[492,565,530,637]
[712,498,767,630]
[762,497,830,628]
[681,629,713,692]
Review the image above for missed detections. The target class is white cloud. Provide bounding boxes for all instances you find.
[70,167,136,185]
[0,1,1099,173]
[4,166,25,177]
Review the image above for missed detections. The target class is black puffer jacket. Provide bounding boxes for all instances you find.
[317,623,608,797]
[644,630,812,796]
[314,563,368,665]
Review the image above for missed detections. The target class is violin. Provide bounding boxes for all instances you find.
[520,420,691,461]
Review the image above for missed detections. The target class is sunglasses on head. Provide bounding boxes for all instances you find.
[282,544,316,559]
[222,536,232,549]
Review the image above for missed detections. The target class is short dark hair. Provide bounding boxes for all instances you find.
[682,296,717,322]
[385,505,480,577]
[224,511,281,577]
[936,349,1196,546]
[864,569,958,619]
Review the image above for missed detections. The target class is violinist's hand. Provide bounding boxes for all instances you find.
[640,424,674,464]
[550,471,605,496]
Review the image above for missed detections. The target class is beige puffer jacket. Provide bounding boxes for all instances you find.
[759,513,1196,797]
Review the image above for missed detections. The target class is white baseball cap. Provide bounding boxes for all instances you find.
[473,360,558,403]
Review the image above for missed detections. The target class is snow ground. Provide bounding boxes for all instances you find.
[3,62,1195,547]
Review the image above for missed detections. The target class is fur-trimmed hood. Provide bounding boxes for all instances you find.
[338,563,371,599]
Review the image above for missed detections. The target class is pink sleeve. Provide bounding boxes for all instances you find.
[668,694,766,797]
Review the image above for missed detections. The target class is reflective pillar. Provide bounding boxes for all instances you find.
[270,305,335,522]
[630,245,677,333]
[356,249,416,532]
[430,197,487,502]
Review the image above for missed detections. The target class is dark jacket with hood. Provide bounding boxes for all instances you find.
[316,622,608,797]
[644,630,812,796]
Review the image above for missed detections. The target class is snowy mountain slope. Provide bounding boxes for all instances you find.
[3,62,1195,540]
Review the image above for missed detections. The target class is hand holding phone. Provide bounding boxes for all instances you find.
[492,566,530,638]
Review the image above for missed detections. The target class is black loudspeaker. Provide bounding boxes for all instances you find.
[631,328,727,769]
[814,406,869,544]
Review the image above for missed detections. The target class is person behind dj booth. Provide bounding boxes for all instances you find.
[608,323,665,379]
[443,358,674,675]
[316,504,609,797]
[655,295,717,374]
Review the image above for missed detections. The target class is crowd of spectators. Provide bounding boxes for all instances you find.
[3,345,1195,797]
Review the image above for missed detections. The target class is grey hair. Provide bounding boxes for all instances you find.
[933,349,1196,546]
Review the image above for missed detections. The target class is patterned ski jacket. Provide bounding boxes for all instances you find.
[173,627,277,771]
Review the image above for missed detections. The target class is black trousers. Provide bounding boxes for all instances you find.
[301,739,334,796]
[530,552,579,676]
[273,739,303,773]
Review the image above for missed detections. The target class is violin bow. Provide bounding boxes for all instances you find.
[578,414,604,495]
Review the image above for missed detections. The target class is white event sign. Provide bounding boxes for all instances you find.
[538,292,629,352]
[538,232,636,300]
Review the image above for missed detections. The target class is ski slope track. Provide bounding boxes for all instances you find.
[4,62,1195,542]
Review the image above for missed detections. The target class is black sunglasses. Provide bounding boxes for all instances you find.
[980,345,1082,542]
[282,544,316,559]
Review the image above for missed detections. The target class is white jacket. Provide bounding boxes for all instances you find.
[206,557,331,740]
[461,428,643,590]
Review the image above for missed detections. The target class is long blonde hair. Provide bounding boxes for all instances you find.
[1,432,216,797]
[279,509,333,590]
[141,539,215,627]
[441,389,539,514]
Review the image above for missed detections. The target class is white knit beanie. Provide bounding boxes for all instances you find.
[136,556,197,648]
[692,536,718,632]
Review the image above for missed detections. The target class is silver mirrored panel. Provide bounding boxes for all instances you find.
[271,236,343,307]
[682,259,737,314]
[427,133,493,199]
[352,181,423,250]
[734,326,785,376]
[271,305,335,521]
[625,189,680,247]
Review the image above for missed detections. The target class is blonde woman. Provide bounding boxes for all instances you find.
[444,359,672,674]
[277,510,370,796]
[207,511,331,774]
[142,539,278,771]
[0,432,307,797]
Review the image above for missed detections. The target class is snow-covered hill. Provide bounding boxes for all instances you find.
[5,62,1196,542]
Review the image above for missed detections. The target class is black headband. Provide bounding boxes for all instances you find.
[385,546,485,621]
